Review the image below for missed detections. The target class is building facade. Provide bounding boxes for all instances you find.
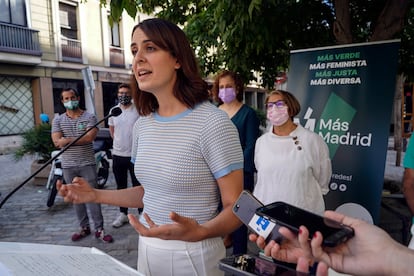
[0,0,149,153]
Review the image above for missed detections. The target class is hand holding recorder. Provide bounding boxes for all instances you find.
[238,193,354,266]
[252,209,414,276]
[234,191,354,246]
[233,190,284,242]
[255,201,354,247]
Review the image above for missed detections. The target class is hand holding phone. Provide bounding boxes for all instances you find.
[256,201,354,247]
[233,190,283,242]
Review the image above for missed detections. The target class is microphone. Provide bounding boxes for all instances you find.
[110,107,122,117]
[0,107,122,208]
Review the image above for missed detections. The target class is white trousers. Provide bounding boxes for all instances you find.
[137,236,225,276]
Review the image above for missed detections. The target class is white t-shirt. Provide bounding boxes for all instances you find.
[108,104,139,157]
[253,124,331,215]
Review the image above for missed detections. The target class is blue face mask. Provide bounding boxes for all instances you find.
[63,100,79,110]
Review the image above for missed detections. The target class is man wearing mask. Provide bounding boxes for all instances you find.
[51,88,113,242]
[108,83,142,228]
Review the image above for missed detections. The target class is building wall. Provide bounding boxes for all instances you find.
[0,0,142,154]
[30,0,55,61]
[79,2,104,66]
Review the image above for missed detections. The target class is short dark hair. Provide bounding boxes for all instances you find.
[211,70,244,104]
[118,83,130,90]
[60,87,79,99]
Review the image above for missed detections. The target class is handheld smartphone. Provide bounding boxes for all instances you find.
[233,190,283,242]
[256,201,354,247]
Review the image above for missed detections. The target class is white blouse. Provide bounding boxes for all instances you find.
[253,124,331,215]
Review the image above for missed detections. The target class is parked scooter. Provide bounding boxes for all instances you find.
[45,150,64,207]
[46,128,112,207]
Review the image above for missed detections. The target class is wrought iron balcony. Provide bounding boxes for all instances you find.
[61,36,82,63]
[0,22,41,56]
[109,46,125,68]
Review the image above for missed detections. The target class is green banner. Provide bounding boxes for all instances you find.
[288,40,400,223]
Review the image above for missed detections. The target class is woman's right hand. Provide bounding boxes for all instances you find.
[251,210,414,275]
[306,210,413,276]
[57,176,96,204]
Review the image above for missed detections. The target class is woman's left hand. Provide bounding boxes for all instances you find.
[128,212,206,242]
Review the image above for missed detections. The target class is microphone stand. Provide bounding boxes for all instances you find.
[0,107,122,208]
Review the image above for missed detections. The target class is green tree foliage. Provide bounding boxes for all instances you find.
[102,0,414,85]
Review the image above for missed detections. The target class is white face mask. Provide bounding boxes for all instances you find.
[63,100,79,110]
[267,106,289,126]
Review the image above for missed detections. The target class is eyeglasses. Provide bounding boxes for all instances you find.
[266,100,286,109]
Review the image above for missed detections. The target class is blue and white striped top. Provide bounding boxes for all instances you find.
[51,111,97,168]
[132,101,243,226]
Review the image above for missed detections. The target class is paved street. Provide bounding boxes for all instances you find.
[0,139,412,273]
[0,154,139,270]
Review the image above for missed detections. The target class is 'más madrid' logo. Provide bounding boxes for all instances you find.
[295,93,372,159]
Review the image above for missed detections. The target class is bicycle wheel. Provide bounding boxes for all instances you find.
[46,175,60,207]
[96,158,109,189]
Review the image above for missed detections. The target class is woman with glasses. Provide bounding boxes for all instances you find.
[253,90,331,215]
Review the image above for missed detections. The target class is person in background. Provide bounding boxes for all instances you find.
[253,90,331,215]
[51,88,113,243]
[212,70,260,254]
[402,137,414,249]
[250,210,414,275]
[57,18,243,275]
[108,83,142,228]
[403,137,414,215]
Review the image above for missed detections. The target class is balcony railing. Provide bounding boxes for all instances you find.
[0,22,41,56]
[109,46,125,68]
[61,36,82,63]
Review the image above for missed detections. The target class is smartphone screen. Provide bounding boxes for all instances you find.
[256,201,354,247]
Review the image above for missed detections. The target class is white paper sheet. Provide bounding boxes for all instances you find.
[0,242,142,276]
[0,252,140,276]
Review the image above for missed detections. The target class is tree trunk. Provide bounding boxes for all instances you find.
[394,73,407,166]
[370,0,409,41]
[333,0,353,44]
